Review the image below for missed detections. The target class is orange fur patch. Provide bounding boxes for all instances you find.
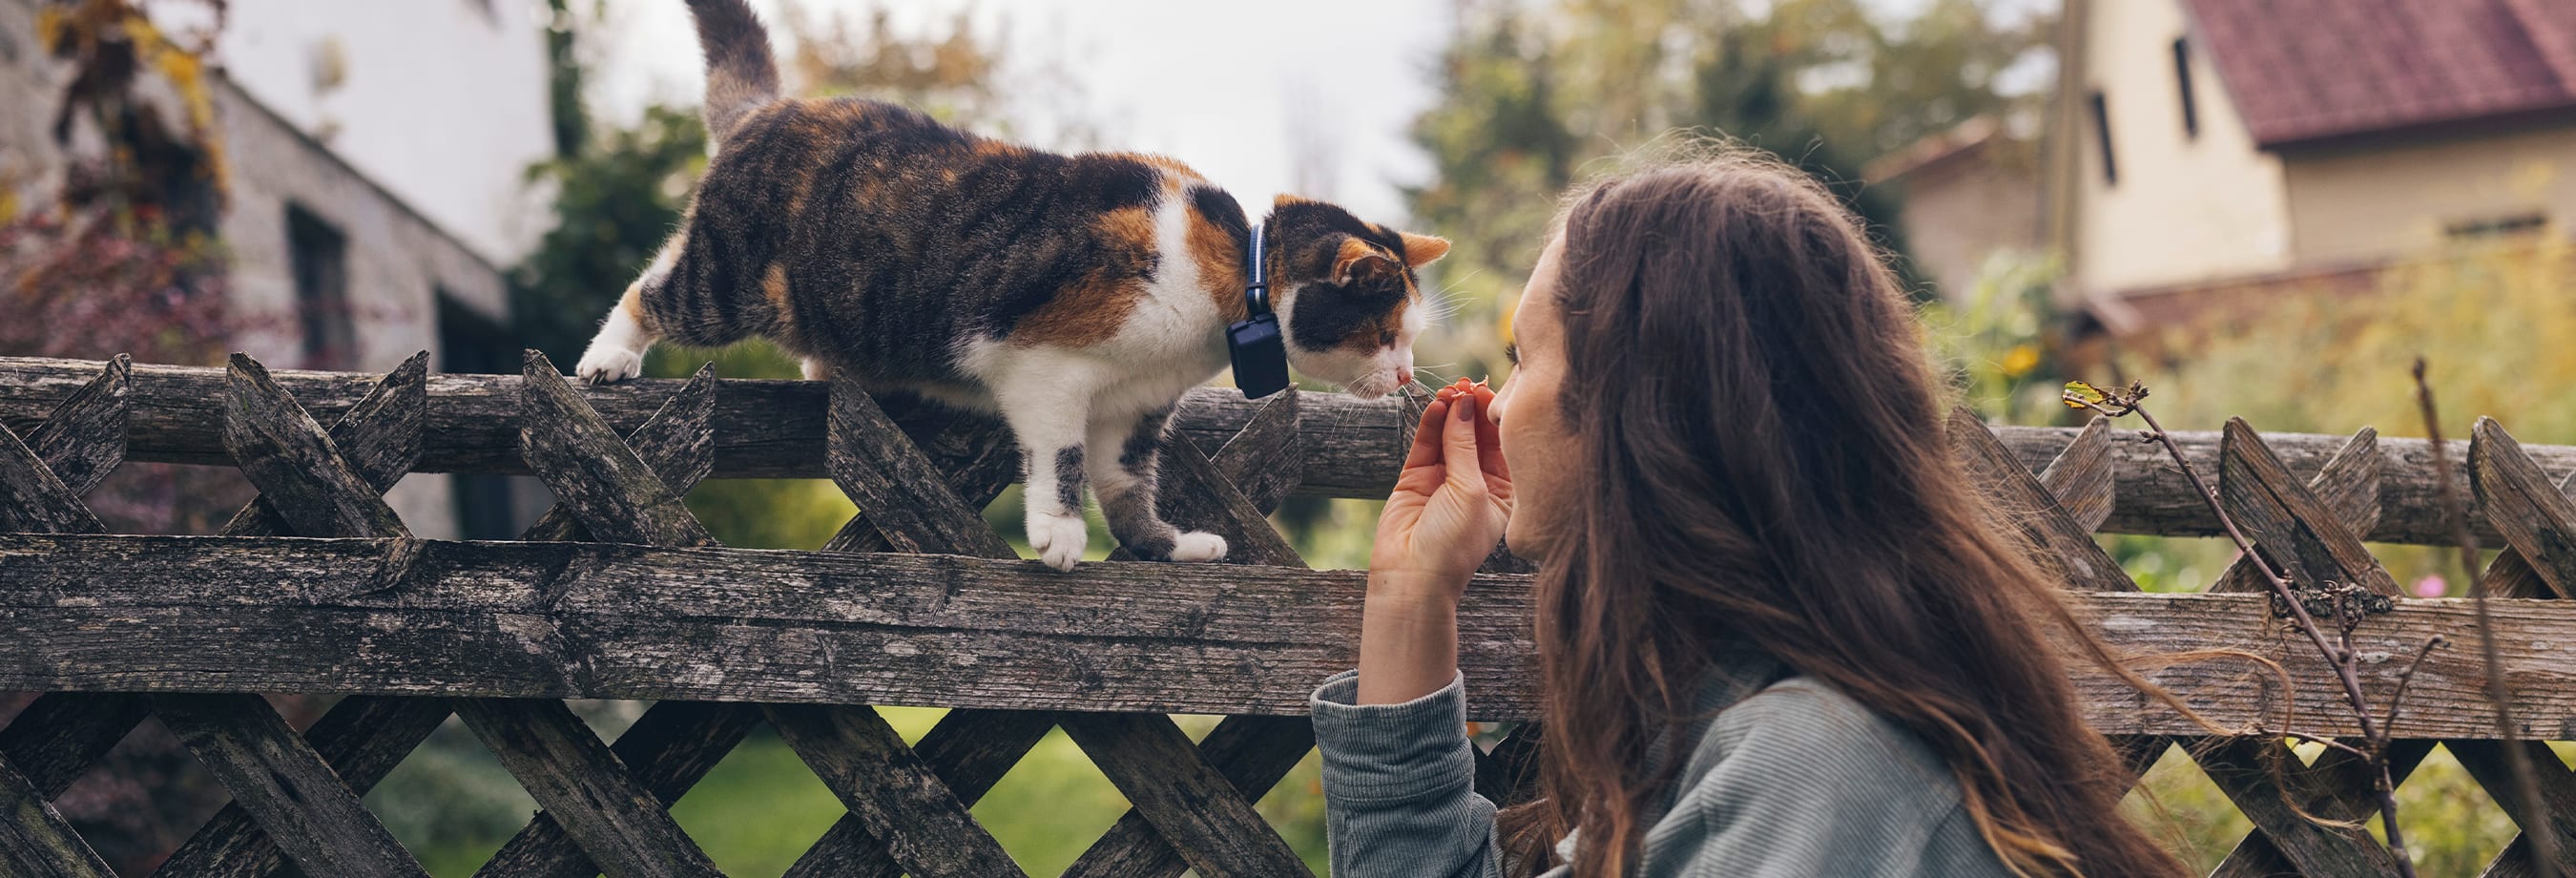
[1334,238,1392,281]
[1190,206,1249,322]
[1010,206,1152,347]
[761,263,794,339]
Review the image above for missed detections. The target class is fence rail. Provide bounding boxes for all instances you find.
[4,351,2576,877]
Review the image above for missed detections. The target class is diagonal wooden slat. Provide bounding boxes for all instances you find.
[152,693,431,878]
[471,700,758,878]
[0,416,103,534]
[24,354,128,495]
[2451,740,2576,872]
[1950,408,2134,593]
[518,363,717,542]
[154,695,450,878]
[2472,418,2576,600]
[218,351,426,537]
[2212,429,2379,596]
[453,699,724,878]
[2218,418,2399,596]
[2037,415,2116,533]
[474,369,737,878]
[2460,418,2576,878]
[2195,426,2405,878]
[1059,712,1311,877]
[1076,387,1318,876]
[779,709,1057,878]
[221,353,412,538]
[1210,387,1304,512]
[765,704,1028,878]
[0,693,149,799]
[0,754,114,878]
[0,358,132,878]
[1063,715,1321,878]
[823,375,1017,558]
[2204,738,2434,878]
[517,350,713,547]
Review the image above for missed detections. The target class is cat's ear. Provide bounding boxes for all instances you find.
[1333,238,1402,285]
[1398,232,1451,266]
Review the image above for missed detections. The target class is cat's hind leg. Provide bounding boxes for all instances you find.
[1090,405,1227,563]
[996,380,1094,572]
[575,233,684,384]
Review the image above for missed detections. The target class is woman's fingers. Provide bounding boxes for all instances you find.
[1402,398,1449,471]
[1441,395,1486,493]
[1468,384,1506,482]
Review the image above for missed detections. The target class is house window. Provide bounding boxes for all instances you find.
[2445,213,2547,240]
[285,204,356,368]
[436,292,522,539]
[2172,37,2198,139]
[2088,91,2118,186]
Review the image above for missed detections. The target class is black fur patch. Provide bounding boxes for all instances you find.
[1052,446,1086,514]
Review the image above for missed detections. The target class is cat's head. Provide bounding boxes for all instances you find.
[1266,197,1450,399]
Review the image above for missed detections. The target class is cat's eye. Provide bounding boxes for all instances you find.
[1378,330,1397,347]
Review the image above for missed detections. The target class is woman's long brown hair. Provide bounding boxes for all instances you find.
[1499,154,2193,878]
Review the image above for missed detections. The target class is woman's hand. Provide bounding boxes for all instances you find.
[1358,383,1511,704]
[1373,384,1514,596]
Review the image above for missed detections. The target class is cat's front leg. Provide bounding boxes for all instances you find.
[1091,406,1228,563]
[998,387,1093,572]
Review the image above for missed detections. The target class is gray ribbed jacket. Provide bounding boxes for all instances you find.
[1309,648,2016,877]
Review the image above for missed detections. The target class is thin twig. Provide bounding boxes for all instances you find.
[2377,635,2446,750]
[2414,358,2559,878]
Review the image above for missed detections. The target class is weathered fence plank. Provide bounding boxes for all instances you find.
[779,709,1056,878]
[217,352,426,538]
[824,376,1014,558]
[155,695,450,878]
[2473,418,2576,599]
[1063,715,1321,878]
[451,699,725,878]
[151,693,432,878]
[1059,712,1312,878]
[6,535,2573,738]
[2219,418,2399,596]
[473,700,758,878]
[763,704,1028,878]
[0,693,149,799]
[23,355,127,495]
[12,355,2575,547]
[518,363,717,544]
[1951,408,2132,593]
[220,354,413,539]
[0,754,114,878]
[516,352,712,548]
[2200,739,2429,878]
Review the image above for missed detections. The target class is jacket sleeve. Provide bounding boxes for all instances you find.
[1310,670,1507,878]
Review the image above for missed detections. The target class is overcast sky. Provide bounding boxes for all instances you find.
[583,0,1456,227]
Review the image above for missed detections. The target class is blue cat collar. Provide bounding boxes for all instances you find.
[1226,222,1292,398]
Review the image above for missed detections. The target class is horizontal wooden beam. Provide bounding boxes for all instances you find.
[4,533,2572,739]
[1,356,2563,545]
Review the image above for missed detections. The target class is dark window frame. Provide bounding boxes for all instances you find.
[2172,37,2200,139]
[2088,91,2118,186]
[285,203,356,369]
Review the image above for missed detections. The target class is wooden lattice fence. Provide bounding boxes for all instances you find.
[4,350,2576,876]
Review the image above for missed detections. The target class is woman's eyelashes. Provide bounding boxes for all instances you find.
[1503,343,1519,366]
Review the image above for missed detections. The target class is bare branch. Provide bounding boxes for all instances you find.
[2415,357,2558,878]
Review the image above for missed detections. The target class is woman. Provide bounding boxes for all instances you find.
[1311,156,2192,877]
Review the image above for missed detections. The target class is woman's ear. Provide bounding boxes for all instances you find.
[1398,232,1451,266]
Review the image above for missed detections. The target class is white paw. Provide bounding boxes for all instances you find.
[575,347,644,384]
[1028,512,1089,572]
[1169,531,1229,562]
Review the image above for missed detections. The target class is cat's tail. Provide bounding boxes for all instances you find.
[683,0,781,145]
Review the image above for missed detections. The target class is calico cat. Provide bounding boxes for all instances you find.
[575,0,1448,570]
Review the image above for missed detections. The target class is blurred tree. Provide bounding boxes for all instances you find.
[1405,0,2053,383]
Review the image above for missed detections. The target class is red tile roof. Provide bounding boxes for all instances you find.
[2180,0,2576,148]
